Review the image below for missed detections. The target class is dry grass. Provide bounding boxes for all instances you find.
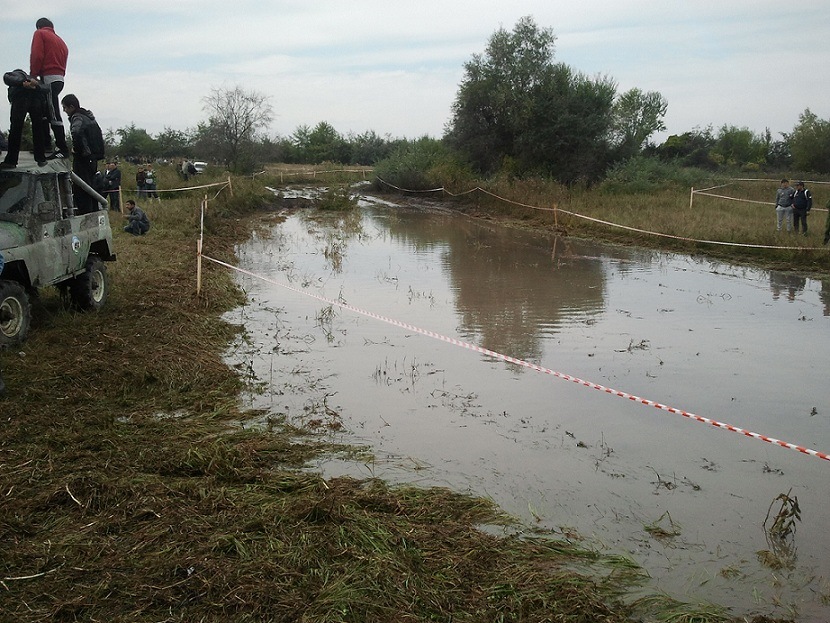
[439,176,830,272]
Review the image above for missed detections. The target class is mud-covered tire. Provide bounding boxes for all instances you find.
[0,280,31,347]
[70,256,109,311]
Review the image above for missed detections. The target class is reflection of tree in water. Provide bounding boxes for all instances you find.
[769,270,807,302]
[374,208,611,362]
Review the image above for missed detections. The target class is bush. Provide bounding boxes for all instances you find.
[599,156,715,194]
[373,137,473,191]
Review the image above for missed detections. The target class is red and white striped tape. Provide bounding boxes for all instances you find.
[201,254,830,464]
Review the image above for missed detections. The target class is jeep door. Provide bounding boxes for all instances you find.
[29,173,78,286]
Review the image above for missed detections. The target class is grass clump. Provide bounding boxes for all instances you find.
[316,185,359,211]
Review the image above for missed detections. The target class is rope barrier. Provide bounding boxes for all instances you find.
[199,252,830,465]
[693,191,772,206]
[691,179,829,212]
[374,177,829,251]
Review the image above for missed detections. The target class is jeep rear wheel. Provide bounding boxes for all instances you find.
[0,281,31,346]
[70,257,109,310]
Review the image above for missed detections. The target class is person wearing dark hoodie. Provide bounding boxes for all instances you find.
[61,93,103,213]
[30,17,70,159]
[0,68,48,168]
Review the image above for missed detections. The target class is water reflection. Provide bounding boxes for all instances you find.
[770,270,807,302]
[821,279,830,316]
[374,209,610,361]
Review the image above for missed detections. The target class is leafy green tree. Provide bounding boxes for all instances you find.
[202,85,274,172]
[306,121,350,163]
[610,88,668,157]
[763,128,791,169]
[710,125,767,167]
[348,130,395,165]
[155,127,193,159]
[446,16,616,182]
[656,128,716,168]
[789,108,830,173]
[518,64,616,181]
[116,124,157,160]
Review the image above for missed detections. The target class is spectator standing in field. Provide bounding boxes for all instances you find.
[135,165,146,198]
[61,93,104,213]
[775,178,795,232]
[104,160,121,212]
[0,69,47,168]
[29,18,69,159]
[180,158,190,181]
[143,163,159,201]
[791,181,812,236]
[123,199,150,235]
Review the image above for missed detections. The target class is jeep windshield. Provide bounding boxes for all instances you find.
[0,171,29,216]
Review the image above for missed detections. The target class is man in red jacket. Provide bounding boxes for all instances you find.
[30,17,69,159]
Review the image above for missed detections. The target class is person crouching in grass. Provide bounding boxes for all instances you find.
[123,199,150,236]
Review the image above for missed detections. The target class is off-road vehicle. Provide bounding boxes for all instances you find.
[0,157,115,346]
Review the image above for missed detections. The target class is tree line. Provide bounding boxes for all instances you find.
[102,16,829,181]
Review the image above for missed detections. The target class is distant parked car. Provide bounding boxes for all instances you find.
[192,161,208,174]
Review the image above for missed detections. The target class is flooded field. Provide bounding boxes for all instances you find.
[224,189,830,621]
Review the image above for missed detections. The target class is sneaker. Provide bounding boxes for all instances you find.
[46,151,67,160]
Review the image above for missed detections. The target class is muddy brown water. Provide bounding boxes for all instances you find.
[224,189,830,621]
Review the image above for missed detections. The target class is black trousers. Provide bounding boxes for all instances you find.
[72,156,100,214]
[42,79,69,154]
[793,208,808,234]
[3,90,47,165]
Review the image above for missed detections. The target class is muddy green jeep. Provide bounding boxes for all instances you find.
[0,158,116,346]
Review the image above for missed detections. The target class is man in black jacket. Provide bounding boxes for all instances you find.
[792,181,812,236]
[61,93,103,213]
[104,160,122,212]
[0,68,47,168]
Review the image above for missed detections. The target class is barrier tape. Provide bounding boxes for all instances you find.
[694,191,771,206]
[129,180,230,194]
[200,252,830,464]
[694,189,828,212]
[375,177,829,251]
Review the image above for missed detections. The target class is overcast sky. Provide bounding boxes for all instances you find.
[2,1,828,144]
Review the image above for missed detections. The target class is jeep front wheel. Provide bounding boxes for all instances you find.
[0,281,31,346]
[70,257,109,311]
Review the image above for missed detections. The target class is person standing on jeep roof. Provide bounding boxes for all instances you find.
[61,93,104,214]
[0,69,48,168]
[29,18,69,160]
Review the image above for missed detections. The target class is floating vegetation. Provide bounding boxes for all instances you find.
[645,511,682,542]
[757,489,801,570]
